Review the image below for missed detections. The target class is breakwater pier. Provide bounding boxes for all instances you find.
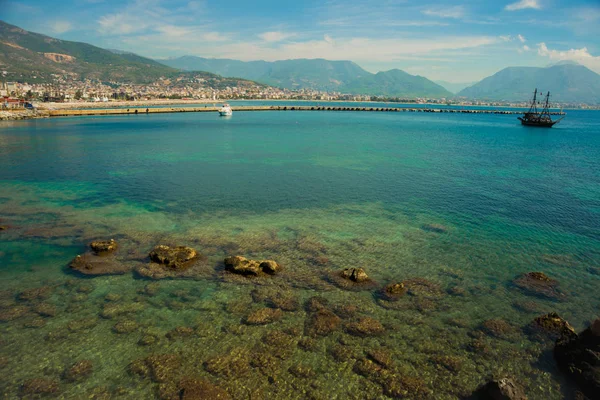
[46,105,566,118]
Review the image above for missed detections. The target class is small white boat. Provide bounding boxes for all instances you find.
[218,103,232,116]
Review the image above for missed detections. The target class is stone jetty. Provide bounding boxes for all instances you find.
[46,105,565,118]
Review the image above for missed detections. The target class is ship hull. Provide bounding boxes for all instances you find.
[518,117,558,128]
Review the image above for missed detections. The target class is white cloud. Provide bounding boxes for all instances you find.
[49,21,72,34]
[98,13,144,35]
[523,45,530,51]
[517,34,526,43]
[499,35,512,42]
[505,0,541,11]
[258,31,295,43]
[423,6,465,19]
[537,42,600,72]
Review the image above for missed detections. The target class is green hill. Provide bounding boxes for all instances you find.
[457,64,600,104]
[159,56,370,91]
[159,56,450,97]
[341,69,453,99]
[0,20,268,89]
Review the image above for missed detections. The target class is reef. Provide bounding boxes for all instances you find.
[512,272,565,300]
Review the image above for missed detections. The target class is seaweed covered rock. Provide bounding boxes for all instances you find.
[381,282,407,301]
[224,256,281,276]
[330,268,376,290]
[554,318,600,399]
[178,377,231,399]
[341,268,370,283]
[345,317,385,337]
[20,378,60,396]
[63,360,93,382]
[244,308,283,325]
[513,272,565,300]
[130,354,182,383]
[304,309,341,337]
[525,312,576,341]
[69,253,130,276]
[90,239,118,255]
[149,245,198,270]
[470,378,526,400]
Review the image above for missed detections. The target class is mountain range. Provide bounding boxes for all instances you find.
[0,20,265,90]
[2,20,600,103]
[159,56,453,99]
[457,64,600,104]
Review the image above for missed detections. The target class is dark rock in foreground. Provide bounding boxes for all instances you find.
[470,378,526,400]
[554,318,600,399]
[513,272,565,300]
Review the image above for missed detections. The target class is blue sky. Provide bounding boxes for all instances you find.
[2,0,600,82]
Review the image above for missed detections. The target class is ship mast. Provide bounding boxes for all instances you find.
[527,88,538,114]
[541,91,551,118]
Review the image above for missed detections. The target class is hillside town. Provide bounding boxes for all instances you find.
[1,77,598,111]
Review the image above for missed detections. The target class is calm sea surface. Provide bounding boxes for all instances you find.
[0,106,599,399]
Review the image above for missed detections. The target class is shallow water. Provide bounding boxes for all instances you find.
[0,108,599,399]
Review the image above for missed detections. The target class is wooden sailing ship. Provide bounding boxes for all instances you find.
[518,89,564,127]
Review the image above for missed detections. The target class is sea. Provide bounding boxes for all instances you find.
[0,102,598,399]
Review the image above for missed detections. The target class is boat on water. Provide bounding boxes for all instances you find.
[518,89,564,127]
[218,104,232,116]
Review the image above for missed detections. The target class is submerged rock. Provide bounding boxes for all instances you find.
[345,317,385,337]
[513,272,565,300]
[304,309,341,337]
[69,253,130,276]
[178,377,231,400]
[554,318,600,399]
[149,245,198,270]
[224,256,281,276]
[422,223,448,233]
[244,308,283,325]
[20,378,60,396]
[526,312,576,341]
[63,360,93,382]
[113,320,139,334]
[90,239,118,255]
[18,286,53,302]
[470,378,526,400]
[381,282,407,301]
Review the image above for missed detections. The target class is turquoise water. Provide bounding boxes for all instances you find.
[0,108,599,399]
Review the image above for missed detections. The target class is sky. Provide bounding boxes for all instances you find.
[2,0,600,83]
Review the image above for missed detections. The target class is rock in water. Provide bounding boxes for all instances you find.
[69,253,130,276]
[260,260,281,274]
[526,312,576,341]
[471,378,526,400]
[381,282,407,301]
[149,245,198,270]
[224,256,262,275]
[224,256,281,276]
[554,318,600,399]
[513,272,564,300]
[341,268,370,283]
[90,239,118,255]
